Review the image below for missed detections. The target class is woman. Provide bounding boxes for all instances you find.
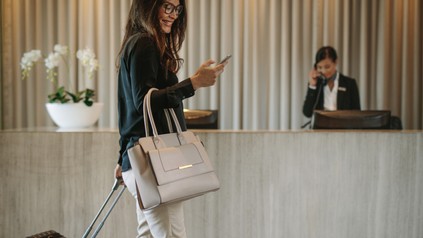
[115,0,227,237]
[302,46,361,118]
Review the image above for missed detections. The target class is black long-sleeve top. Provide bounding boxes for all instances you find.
[117,33,195,172]
[302,73,361,118]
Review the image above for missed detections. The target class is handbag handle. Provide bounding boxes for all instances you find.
[143,88,182,138]
[164,110,174,133]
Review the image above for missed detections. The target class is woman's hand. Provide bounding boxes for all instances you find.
[114,164,125,186]
[308,68,320,87]
[190,59,227,90]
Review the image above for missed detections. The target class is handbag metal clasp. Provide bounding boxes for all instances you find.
[178,164,193,170]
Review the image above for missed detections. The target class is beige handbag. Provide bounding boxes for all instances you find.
[127,88,220,210]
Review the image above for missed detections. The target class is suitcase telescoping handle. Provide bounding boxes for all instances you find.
[82,178,126,238]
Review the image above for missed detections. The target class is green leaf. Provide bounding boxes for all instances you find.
[83,99,93,107]
[47,86,70,103]
[66,91,83,103]
[81,88,95,107]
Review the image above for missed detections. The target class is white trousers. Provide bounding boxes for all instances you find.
[122,169,187,238]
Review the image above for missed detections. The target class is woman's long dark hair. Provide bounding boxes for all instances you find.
[117,0,187,73]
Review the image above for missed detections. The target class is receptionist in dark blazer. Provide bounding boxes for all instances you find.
[303,46,361,118]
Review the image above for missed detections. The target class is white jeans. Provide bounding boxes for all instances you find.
[122,169,187,238]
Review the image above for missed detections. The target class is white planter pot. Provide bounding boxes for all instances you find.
[45,102,104,128]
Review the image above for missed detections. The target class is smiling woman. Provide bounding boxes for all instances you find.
[159,1,184,33]
[115,0,227,237]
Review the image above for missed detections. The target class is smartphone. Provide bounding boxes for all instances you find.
[218,55,232,65]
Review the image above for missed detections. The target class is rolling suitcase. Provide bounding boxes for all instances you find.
[26,178,126,238]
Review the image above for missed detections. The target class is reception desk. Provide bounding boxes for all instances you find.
[1,129,422,238]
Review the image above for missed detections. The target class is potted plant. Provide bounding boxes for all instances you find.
[20,44,103,128]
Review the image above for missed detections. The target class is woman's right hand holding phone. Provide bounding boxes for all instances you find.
[308,68,320,87]
[190,59,228,90]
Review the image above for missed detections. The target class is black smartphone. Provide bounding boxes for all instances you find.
[218,55,232,65]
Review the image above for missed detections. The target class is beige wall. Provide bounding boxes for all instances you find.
[1,129,423,237]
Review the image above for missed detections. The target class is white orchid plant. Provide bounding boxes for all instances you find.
[20,44,99,106]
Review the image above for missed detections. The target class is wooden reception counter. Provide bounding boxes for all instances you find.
[1,129,422,238]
